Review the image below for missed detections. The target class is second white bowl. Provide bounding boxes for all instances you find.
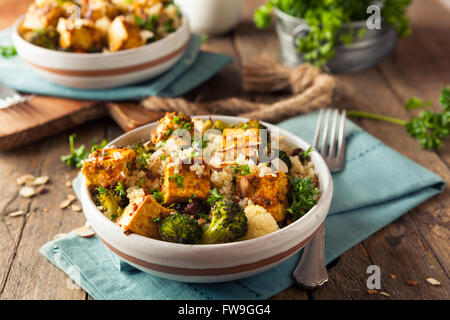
[12,15,191,89]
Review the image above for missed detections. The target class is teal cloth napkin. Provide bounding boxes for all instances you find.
[0,30,231,100]
[39,112,445,300]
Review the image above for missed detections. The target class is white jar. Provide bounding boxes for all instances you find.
[175,0,243,35]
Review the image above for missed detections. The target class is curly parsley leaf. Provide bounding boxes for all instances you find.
[0,45,17,58]
[206,188,224,206]
[287,177,320,221]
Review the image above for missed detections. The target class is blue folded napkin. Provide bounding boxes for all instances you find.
[40,112,445,300]
[0,30,231,100]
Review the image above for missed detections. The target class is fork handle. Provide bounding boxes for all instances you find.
[293,223,328,289]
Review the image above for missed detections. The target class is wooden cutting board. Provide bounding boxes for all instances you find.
[0,96,165,151]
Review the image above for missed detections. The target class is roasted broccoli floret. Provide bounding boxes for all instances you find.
[160,213,203,244]
[201,200,248,244]
[30,29,59,50]
[95,187,127,221]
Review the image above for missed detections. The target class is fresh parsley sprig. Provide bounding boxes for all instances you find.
[287,177,321,221]
[0,45,17,58]
[348,86,450,150]
[61,134,108,168]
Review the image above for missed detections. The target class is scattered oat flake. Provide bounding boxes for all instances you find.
[8,210,25,217]
[65,180,72,188]
[367,290,377,295]
[60,199,72,209]
[426,278,441,286]
[67,194,76,202]
[71,204,82,212]
[33,176,49,186]
[389,274,397,279]
[380,292,390,297]
[407,280,418,287]
[53,233,67,240]
[19,186,36,198]
[72,226,95,238]
[16,174,35,186]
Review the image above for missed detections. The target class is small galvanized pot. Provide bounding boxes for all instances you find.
[274,8,397,73]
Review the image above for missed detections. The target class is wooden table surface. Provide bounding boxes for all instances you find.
[0,0,449,300]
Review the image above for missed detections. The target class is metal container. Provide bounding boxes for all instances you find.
[274,8,397,73]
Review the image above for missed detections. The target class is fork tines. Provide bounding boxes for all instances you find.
[313,109,346,172]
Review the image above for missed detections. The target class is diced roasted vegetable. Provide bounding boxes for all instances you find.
[95,187,128,221]
[107,15,144,51]
[250,171,288,222]
[22,2,64,30]
[29,28,60,50]
[151,112,193,145]
[117,195,171,239]
[81,147,135,188]
[57,18,103,51]
[162,159,210,205]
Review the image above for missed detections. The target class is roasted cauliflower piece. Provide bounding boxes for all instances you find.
[117,195,171,239]
[57,18,103,51]
[250,171,288,222]
[81,147,135,188]
[241,205,279,240]
[107,15,144,52]
[162,159,210,205]
[151,112,193,145]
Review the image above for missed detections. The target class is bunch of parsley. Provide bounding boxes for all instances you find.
[254,0,411,66]
[348,86,450,150]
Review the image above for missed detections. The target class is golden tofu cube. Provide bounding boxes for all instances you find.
[118,195,170,239]
[223,128,259,162]
[151,112,193,145]
[163,159,210,205]
[107,16,144,52]
[81,0,119,21]
[22,3,64,30]
[81,148,135,188]
[251,171,288,222]
[57,18,103,51]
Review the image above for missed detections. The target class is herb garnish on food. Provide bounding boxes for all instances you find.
[348,86,450,150]
[287,177,320,221]
[206,188,224,206]
[61,134,108,168]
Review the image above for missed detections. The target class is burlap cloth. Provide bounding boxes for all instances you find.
[141,57,336,122]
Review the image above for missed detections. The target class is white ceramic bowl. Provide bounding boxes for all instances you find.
[12,15,191,89]
[175,0,243,35]
[79,115,333,283]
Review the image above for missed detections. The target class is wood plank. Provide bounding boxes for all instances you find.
[0,120,107,299]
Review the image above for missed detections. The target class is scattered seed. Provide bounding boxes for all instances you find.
[53,233,67,240]
[36,185,48,194]
[426,278,441,287]
[389,274,397,279]
[380,291,390,297]
[197,218,207,226]
[72,226,95,238]
[71,204,82,212]
[8,210,25,217]
[407,280,418,287]
[367,289,377,295]
[84,221,91,228]
[65,180,72,188]
[32,176,49,186]
[67,194,76,202]
[16,174,35,186]
[59,199,72,209]
[19,186,36,198]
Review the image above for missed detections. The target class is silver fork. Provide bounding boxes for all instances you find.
[293,108,347,289]
[0,84,33,109]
